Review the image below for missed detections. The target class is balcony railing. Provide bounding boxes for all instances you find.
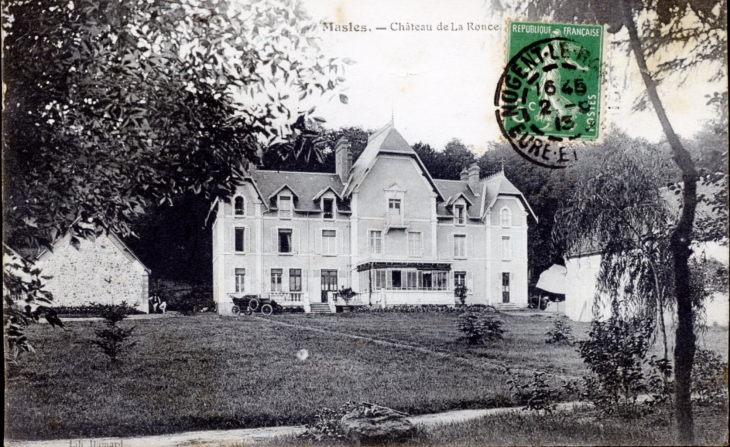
[270,292,303,302]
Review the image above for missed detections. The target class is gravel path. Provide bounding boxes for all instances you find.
[6,402,591,447]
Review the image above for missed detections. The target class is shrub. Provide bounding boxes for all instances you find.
[454,284,468,305]
[692,349,728,405]
[457,310,505,344]
[577,315,665,417]
[54,302,145,316]
[168,293,215,315]
[299,402,357,442]
[545,318,574,345]
[92,303,137,365]
[506,369,578,413]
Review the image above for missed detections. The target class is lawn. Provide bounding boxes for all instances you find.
[266,311,592,378]
[5,311,727,441]
[5,313,520,440]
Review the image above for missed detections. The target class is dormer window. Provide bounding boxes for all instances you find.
[454,205,465,226]
[322,198,335,220]
[279,195,292,219]
[234,196,245,216]
[501,207,512,227]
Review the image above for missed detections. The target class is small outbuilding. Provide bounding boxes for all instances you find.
[36,233,150,313]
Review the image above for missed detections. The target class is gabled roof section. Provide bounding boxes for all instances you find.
[481,171,537,222]
[434,179,480,218]
[36,232,151,273]
[343,123,444,201]
[446,191,475,207]
[251,170,348,213]
[267,184,299,200]
[312,185,343,201]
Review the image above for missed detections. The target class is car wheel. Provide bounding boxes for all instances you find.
[261,304,273,315]
[244,306,253,316]
[231,305,240,316]
[248,299,260,311]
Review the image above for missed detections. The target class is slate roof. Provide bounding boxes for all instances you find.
[248,124,535,221]
[343,123,443,199]
[481,171,537,220]
[251,170,348,212]
[434,179,480,218]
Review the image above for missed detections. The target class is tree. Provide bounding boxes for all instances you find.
[2,0,347,357]
[498,0,727,440]
[553,140,678,366]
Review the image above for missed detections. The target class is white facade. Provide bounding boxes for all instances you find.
[212,124,535,314]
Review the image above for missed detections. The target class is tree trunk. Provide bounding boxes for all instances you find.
[620,0,699,443]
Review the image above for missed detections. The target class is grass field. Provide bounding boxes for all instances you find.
[267,311,591,377]
[5,311,727,441]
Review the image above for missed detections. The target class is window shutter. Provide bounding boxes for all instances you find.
[465,235,471,258]
[227,227,233,252]
[338,230,345,255]
[293,229,301,253]
[244,267,250,293]
[315,230,322,255]
[271,228,277,253]
[230,267,236,292]
[449,270,454,290]
[245,227,251,253]
[302,269,308,292]
[386,271,392,289]
[283,269,289,292]
[338,269,347,288]
[420,233,424,256]
[467,271,474,295]
[449,234,454,258]
[313,269,320,289]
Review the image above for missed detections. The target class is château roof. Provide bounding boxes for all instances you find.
[251,170,349,212]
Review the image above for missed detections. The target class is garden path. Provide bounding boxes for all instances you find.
[6,402,591,447]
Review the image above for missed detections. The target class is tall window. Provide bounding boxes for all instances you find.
[375,270,387,290]
[322,229,337,255]
[279,196,292,219]
[454,234,466,258]
[271,268,283,292]
[289,269,302,292]
[408,232,422,257]
[235,268,246,293]
[234,196,245,216]
[501,236,512,260]
[234,227,245,252]
[369,230,382,255]
[391,270,402,289]
[454,205,465,225]
[407,271,417,289]
[454,271,466,287]
[501,208,511,227]
[322,198,334,220]
[278,229,292,253]
[388,199,401,215]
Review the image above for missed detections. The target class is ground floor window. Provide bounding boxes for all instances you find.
[271,268,283,292]
[235,268,246,293]
[454,271,466,287]
[289,268,302,292]
[366,268,448,291]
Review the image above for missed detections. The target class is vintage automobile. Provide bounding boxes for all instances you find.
[231,295,283,316]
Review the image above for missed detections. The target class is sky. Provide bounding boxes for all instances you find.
[302,0,724,154]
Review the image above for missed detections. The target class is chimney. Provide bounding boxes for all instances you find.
[335,137,352,183]
[459,167,469,181]
[468,163,480,195]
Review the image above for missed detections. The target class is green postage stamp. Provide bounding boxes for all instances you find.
[495,22,604,168]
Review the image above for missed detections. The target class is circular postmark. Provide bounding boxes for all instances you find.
[495,36,602,169]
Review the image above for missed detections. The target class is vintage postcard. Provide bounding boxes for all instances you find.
[3,0,728,446]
